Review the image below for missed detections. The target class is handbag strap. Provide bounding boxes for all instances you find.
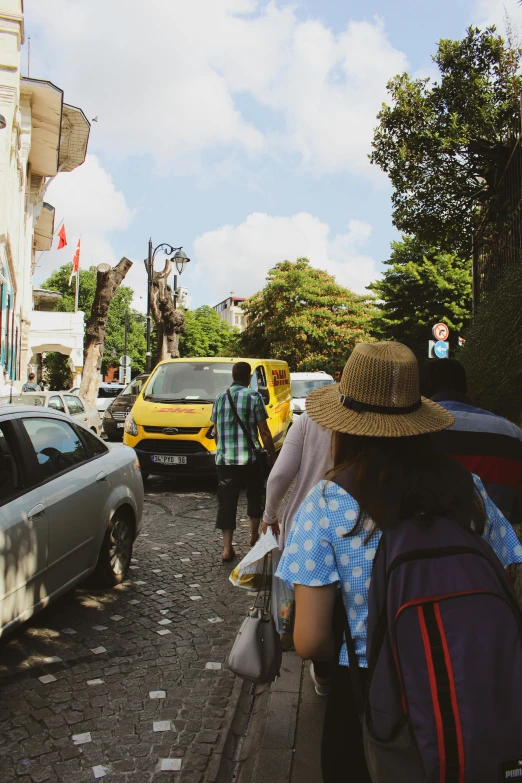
[227,388,260,455]
[334,589,366,717]
[253,553,272,612]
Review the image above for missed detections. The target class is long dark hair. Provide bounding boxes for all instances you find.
[326,432,486,539]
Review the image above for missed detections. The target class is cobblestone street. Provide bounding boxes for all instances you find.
[0,475,253,783]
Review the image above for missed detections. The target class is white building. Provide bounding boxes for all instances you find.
[213,295,247,332]
[0,1,90,383]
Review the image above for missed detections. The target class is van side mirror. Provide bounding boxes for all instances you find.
[258,385,269,404]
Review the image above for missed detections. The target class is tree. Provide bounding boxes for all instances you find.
[41,263,147,376]
[149,258,185,364]
[179,305,241,357]
[370,27,522,257]
[368,237,472,359]
[240,258,375,373]
[80,259,133,406]
[43,352,73,390]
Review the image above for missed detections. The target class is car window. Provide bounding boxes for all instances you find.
[0,424,19,505]
[48,395,65,412]
[22,418,88,480]
[120,378,145,398]
[80,427,108,457]
[64,395,84,415]
[97,386,124,398]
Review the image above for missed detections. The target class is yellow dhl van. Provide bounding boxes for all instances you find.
[123,357,292,477]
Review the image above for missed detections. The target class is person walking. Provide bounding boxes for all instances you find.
[211,361,276,562]
[22,372,42,392]
[262,411,333,694]
[420,357,522,523]
[277,342,522,782]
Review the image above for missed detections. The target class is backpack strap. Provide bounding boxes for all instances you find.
[334,589,366,718]
[226,388,260,455]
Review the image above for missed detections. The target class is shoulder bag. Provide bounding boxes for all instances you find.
[226,388,272,478]
[228,553,282,683]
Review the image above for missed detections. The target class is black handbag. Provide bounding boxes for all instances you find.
[226,388,272,479]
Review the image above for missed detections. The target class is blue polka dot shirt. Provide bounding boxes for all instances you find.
[276,475,522,668]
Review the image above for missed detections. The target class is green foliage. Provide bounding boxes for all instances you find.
[371,27,522,257]
[240,258,375,373]
[368,237,472,359]
[179,305,241,357]
[42,352,73,390]
[461,263,522,424]
[41,264,147,374]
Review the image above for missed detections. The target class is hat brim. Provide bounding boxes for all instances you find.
[306,383,454,438]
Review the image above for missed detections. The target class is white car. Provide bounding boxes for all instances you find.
[0,391,102,436]
[96,382,126,414]
[291,371,335,417]
[0,405,144,636]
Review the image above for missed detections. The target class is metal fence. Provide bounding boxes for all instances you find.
[473,138,522,306]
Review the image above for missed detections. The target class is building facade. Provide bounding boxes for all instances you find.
[0,1,89,383]
[213,296,247,332]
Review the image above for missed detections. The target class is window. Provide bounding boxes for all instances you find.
[250,367,269,403]
[48,395,65,412]
[0,424,19,504]
[97,386,124,398]
[22,418,87,480]
[120,377,145,398]
[235,315,240,325]
[291,379,335,398]
[144,362,233,402]
[64,395,85,415]
[79,427,108,458]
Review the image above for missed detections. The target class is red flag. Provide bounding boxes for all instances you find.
[68,239,81,285]
[57,223,67,249]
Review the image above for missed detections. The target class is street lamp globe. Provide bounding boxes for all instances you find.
[173,248,190,275]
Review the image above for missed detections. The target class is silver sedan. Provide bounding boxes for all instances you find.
[0,406,144,637]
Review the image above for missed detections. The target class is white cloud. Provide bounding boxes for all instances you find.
[25,1,407,178]
[473,0,522,30]
[34,155,138,302]
[192,211,378,304]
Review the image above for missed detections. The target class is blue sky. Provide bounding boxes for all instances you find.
[26,0,518,311]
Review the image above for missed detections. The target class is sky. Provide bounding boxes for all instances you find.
[26,0,522,312]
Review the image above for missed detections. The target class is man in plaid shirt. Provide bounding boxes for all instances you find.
[211,362,276,562]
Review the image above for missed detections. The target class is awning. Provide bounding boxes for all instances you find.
[33,202,55,251]
[21,78,63,177]
[59,104,90,171]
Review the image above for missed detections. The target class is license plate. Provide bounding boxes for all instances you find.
[117,423,125,428]
[152,455,187,465]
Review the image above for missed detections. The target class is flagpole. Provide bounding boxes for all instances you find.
[75,269,79,312]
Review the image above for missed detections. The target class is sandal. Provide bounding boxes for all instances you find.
[222,549,236,563]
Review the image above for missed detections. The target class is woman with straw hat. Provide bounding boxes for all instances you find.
[276,342,522,782]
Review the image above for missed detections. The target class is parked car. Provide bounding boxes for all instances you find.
[0,405,144,637]
[96,382,126,414]
[103,374,149,442]
[0,391,102,436]
[290,371,335,417]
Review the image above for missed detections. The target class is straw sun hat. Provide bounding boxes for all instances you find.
[306,341,454,438]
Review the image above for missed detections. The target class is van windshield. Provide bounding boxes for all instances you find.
[292,379,334,398]
[144,362,234,403]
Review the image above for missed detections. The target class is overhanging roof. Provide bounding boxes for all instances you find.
[21,78,63,177]
[33,202,55,251]
[59,104,90,171]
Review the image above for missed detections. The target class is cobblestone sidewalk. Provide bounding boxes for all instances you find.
[0,476,253,783]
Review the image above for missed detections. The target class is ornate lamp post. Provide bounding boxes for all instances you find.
[145,240,190,373]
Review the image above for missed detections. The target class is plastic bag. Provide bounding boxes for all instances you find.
[229,530,279,591]
[271,548,295,634]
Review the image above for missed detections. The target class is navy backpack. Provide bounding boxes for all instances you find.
[341,514,522,783]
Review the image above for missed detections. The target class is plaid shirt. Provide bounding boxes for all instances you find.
[211,383,268,466]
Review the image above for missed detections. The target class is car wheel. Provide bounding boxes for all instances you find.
[92,511,134,586]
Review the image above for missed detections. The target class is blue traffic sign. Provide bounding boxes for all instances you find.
[434,340,449,359]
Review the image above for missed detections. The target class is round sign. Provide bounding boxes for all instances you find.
[120,355,132,367]
[433,341,449,359]
[433,323,449,341]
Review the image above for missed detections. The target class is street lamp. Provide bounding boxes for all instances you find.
[145,239,191,373]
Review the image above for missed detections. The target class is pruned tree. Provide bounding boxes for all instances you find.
[80,257,133,406]
[148,257,185,364]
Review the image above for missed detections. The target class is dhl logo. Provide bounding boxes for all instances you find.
[155,407,196,414]
[271,369,289,388]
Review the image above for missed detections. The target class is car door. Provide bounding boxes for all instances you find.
[64,394,89,426]
[48,394,66,414]
[0,418,48,632]
[19,415,109,596]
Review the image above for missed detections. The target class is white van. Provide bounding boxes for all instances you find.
[290,371,335,417]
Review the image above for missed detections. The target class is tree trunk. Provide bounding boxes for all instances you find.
[150,259,186,365]
[80,257,133,406]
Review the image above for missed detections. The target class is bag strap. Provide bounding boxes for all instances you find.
[334,589,366,717]
[253,553,272,612]
[227,388,260,454]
